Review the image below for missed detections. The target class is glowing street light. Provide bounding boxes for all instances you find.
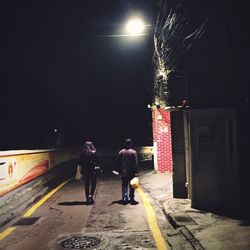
[125,17,146,36]
[93,16,150,38]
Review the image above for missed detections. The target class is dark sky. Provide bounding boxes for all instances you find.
[1,0,248,149]
[0,1,157,149]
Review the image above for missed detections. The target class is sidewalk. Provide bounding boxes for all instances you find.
[140,170,250,250]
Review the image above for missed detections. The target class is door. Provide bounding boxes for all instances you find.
[190,108,239,213]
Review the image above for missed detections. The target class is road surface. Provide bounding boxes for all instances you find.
[0,167,196,250]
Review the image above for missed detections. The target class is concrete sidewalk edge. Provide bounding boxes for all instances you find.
[0,160,76,228]
[162,203,205,250]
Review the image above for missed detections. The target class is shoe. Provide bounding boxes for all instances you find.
[88,195,94,204]
[130,199,139,205]
[122,197,129,205]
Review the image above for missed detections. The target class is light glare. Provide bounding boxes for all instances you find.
[126,18,145,36]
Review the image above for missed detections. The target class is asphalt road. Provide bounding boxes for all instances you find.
[0,171,172,250]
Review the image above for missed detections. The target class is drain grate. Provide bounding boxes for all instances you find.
[13,217,40,226]
[59,236,101,249]
[168,213,197,228]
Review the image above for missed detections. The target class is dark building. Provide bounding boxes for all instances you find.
[154,0,250,217]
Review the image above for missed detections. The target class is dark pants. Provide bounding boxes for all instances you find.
[121,177,135,201]
[84,173,97,200]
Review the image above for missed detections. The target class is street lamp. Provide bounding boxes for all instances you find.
[125,17,146,36]
[94,16,150,38]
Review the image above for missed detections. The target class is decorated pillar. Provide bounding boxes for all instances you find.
[152,108,173,173]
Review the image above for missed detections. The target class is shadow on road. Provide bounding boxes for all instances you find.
[58,201,89,206]
[108,199,139,206]
[108,199,125,206]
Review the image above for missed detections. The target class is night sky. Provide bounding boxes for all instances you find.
[1,0,249,150]
[0,1,157,149]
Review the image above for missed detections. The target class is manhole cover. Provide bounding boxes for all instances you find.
[59,235,101,249]
[51,233,110,250]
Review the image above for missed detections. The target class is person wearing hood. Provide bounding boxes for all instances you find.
[78,141,100,204]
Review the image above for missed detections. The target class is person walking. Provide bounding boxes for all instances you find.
[78,141,100,204]
[118,138,139,204]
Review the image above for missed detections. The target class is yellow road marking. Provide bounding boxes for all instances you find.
[0,179,71,241]
[137,187,169,250]
[23,179,70,218]
[0,227,16,241]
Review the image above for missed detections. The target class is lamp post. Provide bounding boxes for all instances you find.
[121,17,173,173]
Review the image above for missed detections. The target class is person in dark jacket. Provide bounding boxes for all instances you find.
[118,138,138,204]
[78,141,100,204]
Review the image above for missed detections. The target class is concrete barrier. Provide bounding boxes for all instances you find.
[0,149,80,197]
[0,146,153,197]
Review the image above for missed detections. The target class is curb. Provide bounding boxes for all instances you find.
[0,187,48,227]
[162,206,204,250]
[0,160,76,228]
[0,173,72,228]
